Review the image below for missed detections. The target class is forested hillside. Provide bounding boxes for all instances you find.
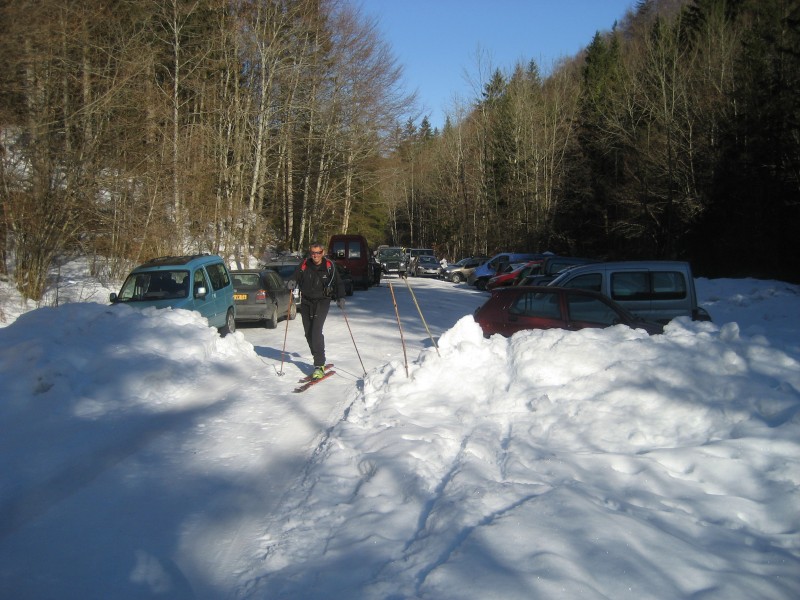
[1,0,798,302]
[395,0,800,281]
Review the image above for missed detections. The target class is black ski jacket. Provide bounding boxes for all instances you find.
[291,257,345,302]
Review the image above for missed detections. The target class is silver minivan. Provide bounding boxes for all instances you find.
[548,261,711,324]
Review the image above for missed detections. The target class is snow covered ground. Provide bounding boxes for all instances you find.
[1,263,798,599]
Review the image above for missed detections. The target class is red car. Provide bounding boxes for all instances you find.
[485,260,543,291]
[473,285,664,337]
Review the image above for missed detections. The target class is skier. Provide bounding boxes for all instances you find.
[288,242,346,379]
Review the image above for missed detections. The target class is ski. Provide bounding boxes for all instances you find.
[296,364,334,384]
[293,370,335,393]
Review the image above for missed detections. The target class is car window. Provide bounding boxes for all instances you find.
[567,295,620,326]
[651,271,687,300]
[611,272,649,300]
[264,271,282,291]
[205,262,230,291]
[194,268,208,293]
[234,273,261,288]
[348,241,362,258]
[118,270,189,301]
[509,291,562,319]
[562,273,602,292]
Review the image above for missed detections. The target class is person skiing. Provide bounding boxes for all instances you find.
[288,242,346,379]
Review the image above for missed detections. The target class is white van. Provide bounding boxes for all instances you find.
[548,261,711,324]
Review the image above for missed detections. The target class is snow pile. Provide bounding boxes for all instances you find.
[0,275,798,599]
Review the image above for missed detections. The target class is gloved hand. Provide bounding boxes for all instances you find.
[336,298,345,309]
[287,280,297,290]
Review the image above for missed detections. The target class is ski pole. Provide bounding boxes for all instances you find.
[339,302,367,377]
[403,277,440,356]
[278,291,298,376]
[388,282,409,378]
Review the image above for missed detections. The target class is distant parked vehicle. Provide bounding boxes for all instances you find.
[412,255,441,277]
[328,234,379,289]
[378,247,408,277]
[548,260,712,324]
[110,253,236,335]
[473,285,664,337]
[486,260,543,290]
[261,256,303,282]
[231,269,296,328]
[520,256,598,286]
[442,256,489,283]
[469,252,543,290]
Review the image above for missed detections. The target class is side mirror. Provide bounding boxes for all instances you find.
[109,292,117,302]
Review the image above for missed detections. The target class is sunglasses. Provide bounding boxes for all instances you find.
[310,250,323,255]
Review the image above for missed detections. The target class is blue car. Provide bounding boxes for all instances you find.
[110,254,236,335]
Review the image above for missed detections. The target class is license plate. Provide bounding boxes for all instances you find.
[234,294,247,300]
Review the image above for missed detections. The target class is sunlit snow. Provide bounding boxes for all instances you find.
[1,264,798,599]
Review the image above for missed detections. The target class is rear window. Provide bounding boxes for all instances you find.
[331,240,363,258]
[348,240,362,258]
[232,273,261,288]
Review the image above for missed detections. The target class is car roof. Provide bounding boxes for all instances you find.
[134,254,223,271]
[555,260,691,275]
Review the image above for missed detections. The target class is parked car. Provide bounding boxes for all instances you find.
[486,260,543,290]
[406,248,435,275]
[261,256,302,282]
[110,254,236,335]
[442,256,489,283]
[328,234,379,289]
[520,256,598,286]
[468,252,543,290]
[473,285,664,337]
[264,255,353,298]
[378,246,408,277]
[412,255,441,277]
[231,269,296,328]
[548,260,712,324]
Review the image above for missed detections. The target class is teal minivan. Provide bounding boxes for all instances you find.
[110,254,236,335]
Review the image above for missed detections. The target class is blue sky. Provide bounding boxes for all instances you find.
[358,0,635,129]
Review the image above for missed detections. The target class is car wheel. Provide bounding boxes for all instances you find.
[264,304,278,329]
[220,308,236,336]
[476,278,487,291]
[346,283,354,296]
[451,273,463,283]
[288,301,297,320]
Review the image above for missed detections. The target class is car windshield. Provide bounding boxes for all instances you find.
[380,249,404,260]
[117,270,190,301]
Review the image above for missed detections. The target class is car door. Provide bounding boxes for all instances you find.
[565,293,625,330]
[263,270,287,315]
[504,289,566,335]
[608,270,651,321]
[192,266,219,324]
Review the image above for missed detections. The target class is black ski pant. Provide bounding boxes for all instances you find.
[300,298,330,367]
